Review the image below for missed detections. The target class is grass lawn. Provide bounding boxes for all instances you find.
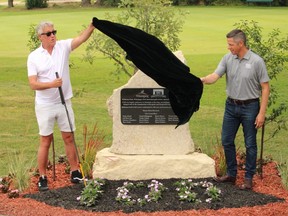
[0,3,287,176]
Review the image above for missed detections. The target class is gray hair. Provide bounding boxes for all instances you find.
[226,29,247,46]
[36,21,54,35]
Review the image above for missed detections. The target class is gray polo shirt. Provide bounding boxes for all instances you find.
[214,50,269,100]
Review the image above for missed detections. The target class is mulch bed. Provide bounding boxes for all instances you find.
[1,160,288,216]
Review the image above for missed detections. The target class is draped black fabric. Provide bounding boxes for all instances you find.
[92,17,203,128]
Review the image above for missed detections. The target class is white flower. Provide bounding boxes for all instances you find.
[206,198,212,203]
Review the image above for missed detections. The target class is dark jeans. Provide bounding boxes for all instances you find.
[221,98,260,179]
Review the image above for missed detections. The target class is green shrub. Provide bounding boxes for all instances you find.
[78,178,106,206]
[8,151,35,192]
[213,0,244,5]
[203,0,215,5]
[25,0,48,9]
[172,0,200,5]
[104,0,121,6]
[27,23,40,52]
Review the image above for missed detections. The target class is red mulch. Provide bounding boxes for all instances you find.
[1,162,288,216]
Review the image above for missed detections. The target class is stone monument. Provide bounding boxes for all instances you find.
[93,51,216,180]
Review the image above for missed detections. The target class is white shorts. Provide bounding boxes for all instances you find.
[35,100,76,136]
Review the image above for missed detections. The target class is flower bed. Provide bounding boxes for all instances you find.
[1,162,288,216]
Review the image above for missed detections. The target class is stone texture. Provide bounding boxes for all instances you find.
[93,51,216,180]
[93,148,216,180]
[106,51,194,155]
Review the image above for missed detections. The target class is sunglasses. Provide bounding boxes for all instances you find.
[41,30,57,37]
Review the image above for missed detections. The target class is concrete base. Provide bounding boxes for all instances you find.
[93,148,216,180]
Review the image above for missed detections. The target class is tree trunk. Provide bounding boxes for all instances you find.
[94,0,101,6]
[8,0,14,7]
[81,0,91,6]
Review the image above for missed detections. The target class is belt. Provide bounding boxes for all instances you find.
[227,97,259,105]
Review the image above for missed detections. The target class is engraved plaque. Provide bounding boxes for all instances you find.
[121,88,178,125]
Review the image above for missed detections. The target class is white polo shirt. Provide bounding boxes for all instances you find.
[27,39,73,104]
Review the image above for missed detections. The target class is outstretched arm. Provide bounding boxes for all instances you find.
[71,22,95,51]
[200,72,220,84]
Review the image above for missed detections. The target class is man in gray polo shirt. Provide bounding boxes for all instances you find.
[201,29,270,190]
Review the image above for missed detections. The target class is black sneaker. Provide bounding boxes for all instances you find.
[38,175,49,191]
[71,170,83,183]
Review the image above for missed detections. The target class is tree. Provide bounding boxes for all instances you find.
[234,20,288,140]
[81,0,91,6]
[8,0,14,7]
[94,0,101,5]
[84,0,187,77]
[25,0,48,9]
[27,24,41,52]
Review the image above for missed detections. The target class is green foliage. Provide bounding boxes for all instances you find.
[147,180,167,202]
[78,178,106,206]
[174,179,200,203]
[234,20,288,139]
[98,0,121,6]
[8,151,35,192]
[172,0,200,5]
[25,0,48,9]
[278,0,288,6]
[212,0,244,5]
[265,104,287,140]
[115,180,167,206]
[115,182,138,206]
[84,0,187,77]
[80,124,105,178]
[174,179,221,203]
[205,185,221,202]
[203,0,216,5]
[27,23,40,52]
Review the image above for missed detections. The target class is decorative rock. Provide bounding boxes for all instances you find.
[93,148,215,180]
[93,51,216,180]
[106,51,194,155]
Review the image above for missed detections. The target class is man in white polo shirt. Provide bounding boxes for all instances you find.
[201,29,270,190]
[27,20,95,191]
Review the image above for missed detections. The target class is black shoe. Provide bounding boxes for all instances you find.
[71,170,83,183]
[38,175,49,191]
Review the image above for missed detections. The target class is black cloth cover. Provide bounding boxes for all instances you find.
[92,17,203,128]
